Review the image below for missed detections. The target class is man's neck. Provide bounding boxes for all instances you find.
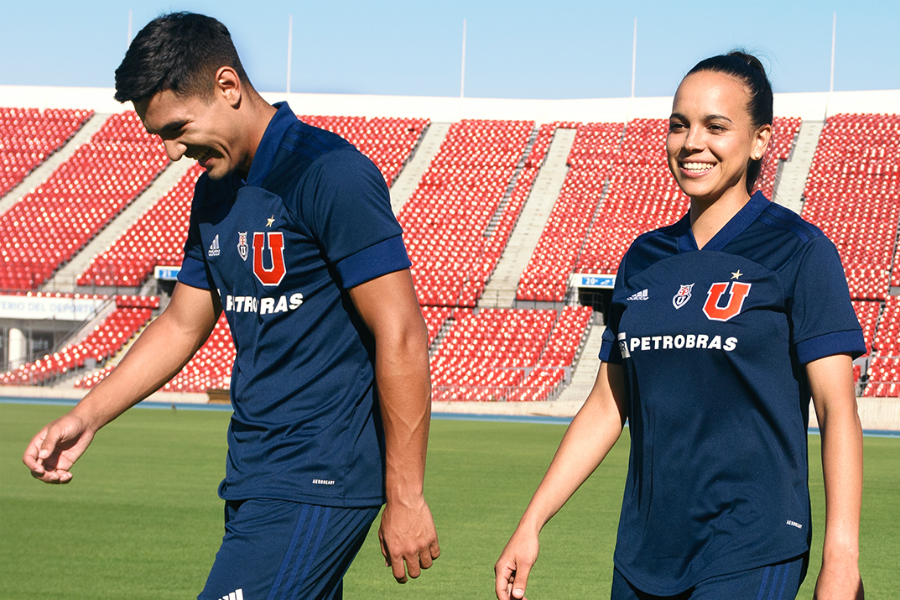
[236,94,278,179]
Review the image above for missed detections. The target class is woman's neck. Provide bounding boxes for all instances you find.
[689,188,752,249]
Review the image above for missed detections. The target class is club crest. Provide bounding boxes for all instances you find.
[672,284,694,309]
[237,232,248,261]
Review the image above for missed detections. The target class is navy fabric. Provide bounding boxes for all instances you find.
[198,499,379,600]
[599,192,864,595]
[179,102,411,506]
[610,553,807,600]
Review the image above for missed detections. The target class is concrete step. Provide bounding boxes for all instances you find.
[773,119,824,213]
[390,122,451,216]
[478,128,577,308]
[556,322,604,404]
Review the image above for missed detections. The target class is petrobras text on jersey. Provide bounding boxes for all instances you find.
[616,331,737,359]
[224,293,303,316]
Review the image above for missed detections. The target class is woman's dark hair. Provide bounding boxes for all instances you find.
[114,12,251,103]
[686,51,773,194]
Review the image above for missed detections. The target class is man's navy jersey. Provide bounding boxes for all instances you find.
[178,102,411,507]
[599,192,865,595]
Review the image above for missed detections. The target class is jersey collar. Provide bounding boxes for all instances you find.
[245,102,298,188]
[677,191,769,253]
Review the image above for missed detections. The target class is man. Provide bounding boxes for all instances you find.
[22,12,439,599]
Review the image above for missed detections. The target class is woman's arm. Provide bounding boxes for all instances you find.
[807,353,864,600]
[494,361,627,600]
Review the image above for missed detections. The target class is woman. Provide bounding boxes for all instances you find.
[495,52,865,600]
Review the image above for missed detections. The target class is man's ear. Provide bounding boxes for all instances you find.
[214,66,242,107]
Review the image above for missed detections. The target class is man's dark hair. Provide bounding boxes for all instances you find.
[686,51,774,195]
[114,12,251,103]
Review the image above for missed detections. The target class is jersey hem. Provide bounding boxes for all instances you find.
[219,489,385,509]
[612,542,811,597]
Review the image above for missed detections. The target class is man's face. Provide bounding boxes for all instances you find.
[134,88,247,180]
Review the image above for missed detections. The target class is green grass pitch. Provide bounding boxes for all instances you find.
[2,403,898,599]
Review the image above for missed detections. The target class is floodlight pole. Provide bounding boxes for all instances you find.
[830,12,836,93]
[287,15,293,94]
[461,19,467,99]
[631,18,637,98]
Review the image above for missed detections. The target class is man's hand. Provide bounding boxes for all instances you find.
[22,413,96,484]
[378,494,440,583]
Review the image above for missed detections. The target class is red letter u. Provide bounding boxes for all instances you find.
[702,281,751,322]
[253,232,286,286]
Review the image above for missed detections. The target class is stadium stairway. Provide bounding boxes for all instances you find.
[478,127,577,308]
[0,112,108,217]
[390,122,451,216]
[43,159,194,292]
[773,119,824,213]
[555,322,604,403]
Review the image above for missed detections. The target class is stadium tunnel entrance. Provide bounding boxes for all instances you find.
[575,287,612,325]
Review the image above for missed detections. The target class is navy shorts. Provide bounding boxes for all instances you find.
[198,499,380,600]
[611,554,808,600]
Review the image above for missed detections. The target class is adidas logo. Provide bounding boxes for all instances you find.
[208,234,221,257]
[219,590,243,600]
[626,289,649,301]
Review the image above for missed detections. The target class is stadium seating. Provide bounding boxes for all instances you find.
[802,114,900,301]
[753,117,801,199]
[298,115,429,186]
[78,165,202,287]
[1,294,156,386]
[3,104,896,401]
[0,112,169,290]
[421,305,453,347]
[398,119,534,307]
[430,306,591,401]
[0,107,93,197]
[853,300,881,356]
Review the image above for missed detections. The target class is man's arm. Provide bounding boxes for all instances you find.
[808,354,865,599]
[348,269,439,584]
[23,282,221,483]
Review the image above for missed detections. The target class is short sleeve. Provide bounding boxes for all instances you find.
[177,175,212,290]
[599,265,628,364]
[293,149,410,288]
[790,236,865,363]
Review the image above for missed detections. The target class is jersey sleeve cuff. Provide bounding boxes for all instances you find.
[176,255,211,290]
[336,234,412,289]
[795,330,867,364]
[599,339,623,364]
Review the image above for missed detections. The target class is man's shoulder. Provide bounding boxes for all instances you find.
[267,122,377,189]
[279,121,355,163]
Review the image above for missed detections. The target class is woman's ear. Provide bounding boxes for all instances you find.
[751,123,773,161]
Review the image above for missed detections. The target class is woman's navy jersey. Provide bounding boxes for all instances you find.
[178,103,411,508]
[599,192,865,595]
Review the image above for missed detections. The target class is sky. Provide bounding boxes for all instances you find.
[0,0,899,100]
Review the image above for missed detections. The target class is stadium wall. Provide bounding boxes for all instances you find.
[3,85,900,122]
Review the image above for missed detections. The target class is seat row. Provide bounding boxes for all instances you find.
[1,297,156,386]
[0,107,93,197]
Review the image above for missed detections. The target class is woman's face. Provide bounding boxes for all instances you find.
[666,70,771,205]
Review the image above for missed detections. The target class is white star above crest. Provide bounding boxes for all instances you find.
[266,215,275,227]
[731,270,743,280]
